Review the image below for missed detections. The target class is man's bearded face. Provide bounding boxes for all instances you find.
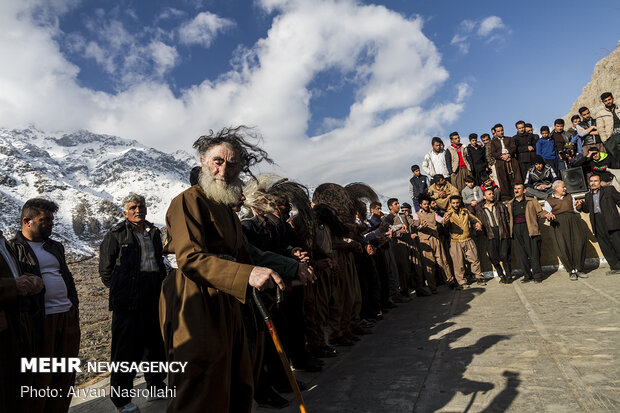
[200,143,244,205]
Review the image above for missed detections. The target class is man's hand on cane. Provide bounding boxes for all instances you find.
[249,267,285,291]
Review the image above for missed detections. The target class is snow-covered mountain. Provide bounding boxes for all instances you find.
[0,127,196,258]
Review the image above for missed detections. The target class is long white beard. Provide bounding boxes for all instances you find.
[199,172,244,206]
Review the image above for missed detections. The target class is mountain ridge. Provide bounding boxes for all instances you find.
[0,127,195,258]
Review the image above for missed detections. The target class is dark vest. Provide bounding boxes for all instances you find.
[547,194,574,215]
[578,119,600,146]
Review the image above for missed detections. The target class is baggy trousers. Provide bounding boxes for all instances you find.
[448,239,483,285]
[512,223,543,280]
[550,213,587,273]
[419,236,452,284]
[486,227,512,278]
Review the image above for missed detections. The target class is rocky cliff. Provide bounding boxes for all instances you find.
[564,40,620,120]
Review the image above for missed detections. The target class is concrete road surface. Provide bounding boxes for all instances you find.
[70,266,620,413]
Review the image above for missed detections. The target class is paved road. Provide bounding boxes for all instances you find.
[71,266,620,413]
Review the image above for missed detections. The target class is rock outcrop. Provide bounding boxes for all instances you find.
[564,40,620,120]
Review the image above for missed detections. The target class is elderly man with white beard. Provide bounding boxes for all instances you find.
[160,126,288,413]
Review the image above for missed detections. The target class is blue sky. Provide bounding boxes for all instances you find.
[0,0,618,200]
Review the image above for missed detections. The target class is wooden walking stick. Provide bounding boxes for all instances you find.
[252,288,307,413]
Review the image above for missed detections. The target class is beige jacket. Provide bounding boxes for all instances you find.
[443,208,482,242]
[595,104,619,142]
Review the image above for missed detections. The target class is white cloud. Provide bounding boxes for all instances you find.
[62,10,180,86]
[451,15,508,55]
[149,41,179,77]
[159,7,185,20]
[0,0,467,202]
[478,16,505,37]
[178,11,235,48]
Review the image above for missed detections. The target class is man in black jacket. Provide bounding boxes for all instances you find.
[514,120,537,181]
[408,164,430,211]
[466,134,487,185]
[11,198,80,413]
[475,189,512,283]
[99,193,167,413]
[576,174,620,274]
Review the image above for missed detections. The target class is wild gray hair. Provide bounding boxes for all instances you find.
[122,193,146,210]
[552,180,564,191]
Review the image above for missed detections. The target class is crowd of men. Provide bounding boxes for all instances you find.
[0,92,619,413]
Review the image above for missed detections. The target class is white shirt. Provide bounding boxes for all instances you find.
[27,241,72,315]
[430,151,449,177]
[499,137,508,154]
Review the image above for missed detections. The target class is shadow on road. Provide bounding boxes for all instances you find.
[411,287,512,412]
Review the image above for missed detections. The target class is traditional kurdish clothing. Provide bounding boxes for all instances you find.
[413,210,453,286]
[544,193,587,273]
[443,208,484,285]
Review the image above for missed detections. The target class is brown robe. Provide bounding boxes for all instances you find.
[160,186,255,413]
[490,136,523,201]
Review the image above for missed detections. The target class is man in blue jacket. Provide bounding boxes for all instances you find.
[536,126,560,176]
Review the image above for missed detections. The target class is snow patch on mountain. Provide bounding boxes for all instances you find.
[0,127,196,259]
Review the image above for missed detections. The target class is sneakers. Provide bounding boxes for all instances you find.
[520,277,532,283]
[577,272,589,279]
[606,269,620,275]
[569,271,578,281]
[118,403,140,413]
[476,278,487,286]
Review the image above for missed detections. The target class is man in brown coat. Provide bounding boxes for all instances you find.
[490,123,522,201]
[160,126,286,413]
[411,195,453,289]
